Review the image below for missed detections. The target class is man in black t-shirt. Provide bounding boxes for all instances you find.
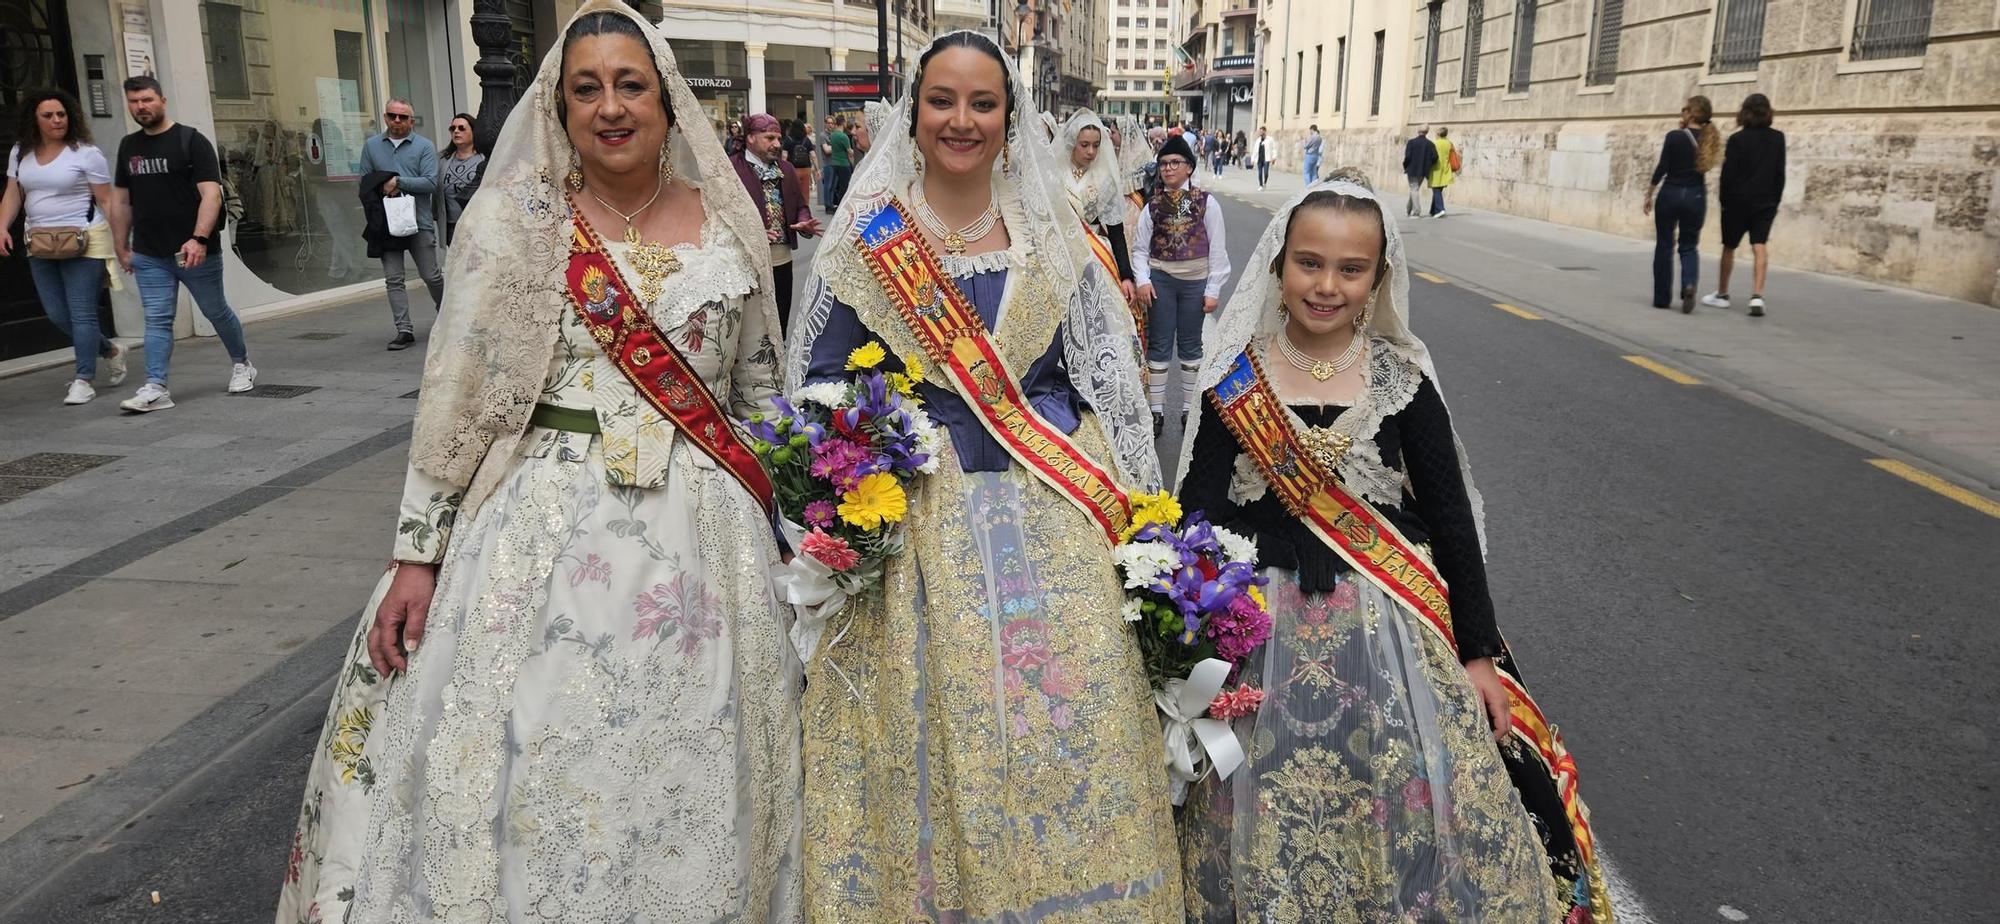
[108,76,256,413]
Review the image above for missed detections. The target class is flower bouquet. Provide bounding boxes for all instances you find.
[1113,492,1273,804]
[743,342,942,663]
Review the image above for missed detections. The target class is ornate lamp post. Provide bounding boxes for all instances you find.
[470,0,520,154]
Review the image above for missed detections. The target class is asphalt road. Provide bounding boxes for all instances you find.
[6,194,1995,923]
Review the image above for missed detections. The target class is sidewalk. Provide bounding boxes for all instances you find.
[1200,167,2000,493]
[0,296,426,853]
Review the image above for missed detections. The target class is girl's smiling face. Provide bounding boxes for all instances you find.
[1278,203,1385,339]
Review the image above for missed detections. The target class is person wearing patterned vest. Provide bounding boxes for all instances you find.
[732,112,821,332]
[1132,133,1231,435]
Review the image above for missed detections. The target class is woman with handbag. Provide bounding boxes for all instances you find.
[1,88,128,405]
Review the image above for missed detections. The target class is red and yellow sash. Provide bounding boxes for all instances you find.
[1210,348,1610,921]
[564,212,774,517]
[854,200,1133,545]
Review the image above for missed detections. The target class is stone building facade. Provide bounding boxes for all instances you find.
[1252,0,1420,185]
[1104,0,1178,122]
[1252,0,1999,306]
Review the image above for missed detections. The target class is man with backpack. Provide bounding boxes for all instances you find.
[108,75,256,413]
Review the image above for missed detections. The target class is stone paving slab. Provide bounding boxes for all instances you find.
[1202,168,2000,491]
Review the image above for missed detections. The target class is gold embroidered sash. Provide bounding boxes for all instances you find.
[854,199,1132,545]
[1209,348,1609,919]
[564,212,774,517]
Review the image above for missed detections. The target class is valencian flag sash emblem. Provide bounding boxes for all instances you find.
[855,199,1134,545]
[1210,349,1614,923]
[564,211,774,517]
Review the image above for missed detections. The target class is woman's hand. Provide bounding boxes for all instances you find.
[368,561,439,676]
[1641,187,1655,216]
[1119,279,1136,302]
[1462,657,1513,743]
[1136,282,1156,308]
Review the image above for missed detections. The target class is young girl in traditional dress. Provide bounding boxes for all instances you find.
[1173,180,1611,922]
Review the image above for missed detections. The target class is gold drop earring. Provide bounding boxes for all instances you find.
[659,145,675,185]
[1355,290,1377,333]
[1001,141,1012,173]
[565,149,585,192]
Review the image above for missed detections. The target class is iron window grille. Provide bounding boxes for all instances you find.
[1313,44,1323,112]
[1849,0,1933,60]
[1461,0,1486,96]
[1335,37,1347,111]
[1509,0,1537,92]
[1422,2,1443,101]
[1585,0,1624,86]
[1709,0,1768,72]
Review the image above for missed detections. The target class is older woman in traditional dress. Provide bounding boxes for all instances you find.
[274,3,800,920]
[787,30,1183,922]
[1171,180,1611,922]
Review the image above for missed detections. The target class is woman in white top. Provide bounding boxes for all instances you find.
[0,89,127,404]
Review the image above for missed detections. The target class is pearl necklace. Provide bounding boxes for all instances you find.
[914,197,1000,256]
[1279,327,1365,381]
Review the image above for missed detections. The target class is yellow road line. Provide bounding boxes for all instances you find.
[1867,459,2000,519]
[1414,271,1449,284]
[1622,355,1702,385]
[1492,302,1542,320]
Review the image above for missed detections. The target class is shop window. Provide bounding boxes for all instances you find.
[203,0,383,296]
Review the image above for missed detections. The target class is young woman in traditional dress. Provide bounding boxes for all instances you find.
[1172,181,1612,922]
[1055,109,1136,300]
[274,3,801,920]
[787,30,1183,922]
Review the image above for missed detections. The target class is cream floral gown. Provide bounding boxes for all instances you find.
[276,218,801,924]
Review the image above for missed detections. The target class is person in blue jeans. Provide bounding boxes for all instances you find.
[1642,95,1720,313]
[109,76,255,412]
[1302,125,1323,184]
[0,88,129,405]
[1132,135,1232,435]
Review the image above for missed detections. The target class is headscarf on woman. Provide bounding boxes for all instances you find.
[1114,114,1150,193]
[1054,108,1126,230]
[789,33,1160,489]
[405,0,778,520]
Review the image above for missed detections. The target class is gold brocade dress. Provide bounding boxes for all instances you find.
[800,247,1184,922]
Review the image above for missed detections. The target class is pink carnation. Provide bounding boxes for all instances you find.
[803,499,837,529]
[1205,593,1274,662]
[1206,684,1266,720]
[800,528,862,571]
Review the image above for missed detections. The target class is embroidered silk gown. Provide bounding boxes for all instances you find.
[276,219,802,924]
[1174,345,1568,923]
[799,245,1184,922]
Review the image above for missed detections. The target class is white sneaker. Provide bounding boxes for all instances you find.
[1701,292,1731,309]
[64,379,96,405]
[120,383,175,413]
[228,361,258,394]
[99,342,129,386]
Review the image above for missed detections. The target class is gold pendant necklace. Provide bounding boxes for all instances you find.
[587,182,679,304]
[915,197,999,256]
[1279,327,1365,381]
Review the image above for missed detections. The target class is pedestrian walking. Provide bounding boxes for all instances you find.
[1643,95,1721,312]
[817,115,838,212]
[732,111,820,332]
[1401,125,1437,217]
[108,76,255,413]
[1253,126,1273,189]
[1134,133,1232,434]
[792,30,1180,920]
[273,5,799,922]
[1232,129,1248,169]
[1,88,128,405]
[439,112,485,245]
[359,98,445,350]
[724,118,745,157]
[822,113,853,211]
[1302,123,1323,184]
[1427,125,1456,216]
[1173,178,1610,924]
[1704,93,1785,318]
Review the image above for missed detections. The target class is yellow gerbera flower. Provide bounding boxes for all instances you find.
[904,355,927,384]
[847,342,887,370]
[838,472,908,530]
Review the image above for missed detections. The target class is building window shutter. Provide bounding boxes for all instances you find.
[1586,0,1624,86]
[1422,2,1443,101]
[1508,0,1537,92]
[1460,0,1485,96]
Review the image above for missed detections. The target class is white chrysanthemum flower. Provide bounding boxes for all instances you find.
[1122,597,1144,622]
[909,407,945,474]
[1112,540,1178,589]
[1212,526,1259,565]
[794,382,849,408]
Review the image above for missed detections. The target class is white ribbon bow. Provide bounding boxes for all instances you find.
[771,519,853,666]
[1155,657,1248,806]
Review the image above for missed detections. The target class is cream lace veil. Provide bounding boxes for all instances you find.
[1170,180,1488,551]
[408,0,777,492]
[1054,108,1125,228]
[1113,114,1149,193]
[786,31,1162,490]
